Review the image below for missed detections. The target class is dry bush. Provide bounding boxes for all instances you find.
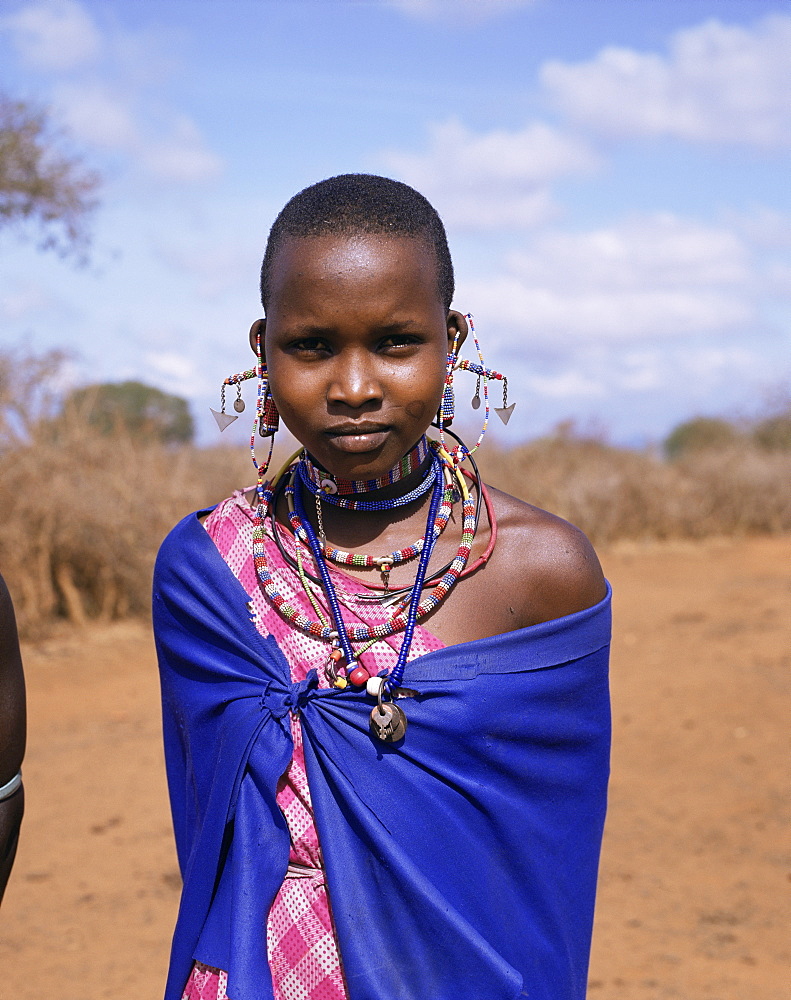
[0,421,252,633]
[0,350,280,633]
[2,350,789,632]
[477,433,791,545]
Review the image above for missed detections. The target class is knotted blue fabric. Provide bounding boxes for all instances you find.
[154,512,611,1000]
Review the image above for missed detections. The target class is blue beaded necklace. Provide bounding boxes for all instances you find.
[296,453,438,511]
[292,453,445,695]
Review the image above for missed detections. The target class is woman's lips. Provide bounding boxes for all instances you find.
[324,426,390,453]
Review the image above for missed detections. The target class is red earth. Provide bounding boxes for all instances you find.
[2,535,788,999]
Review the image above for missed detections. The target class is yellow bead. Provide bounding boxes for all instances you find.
[333,676,348,690]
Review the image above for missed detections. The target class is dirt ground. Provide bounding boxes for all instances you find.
[1,535,788,999]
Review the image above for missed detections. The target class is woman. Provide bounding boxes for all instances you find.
[0,572,25,905]
[154,174,610,1000]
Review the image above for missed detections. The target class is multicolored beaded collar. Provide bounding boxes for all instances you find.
[251,442,476,689]
[301,435,430,498]
[285,458,458,590]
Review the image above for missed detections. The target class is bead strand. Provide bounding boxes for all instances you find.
[250,445,477,658]
[296,457,438,511]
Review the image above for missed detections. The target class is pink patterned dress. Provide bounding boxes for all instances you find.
[181,491,444,1000]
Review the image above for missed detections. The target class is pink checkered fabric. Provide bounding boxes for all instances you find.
[180,491,444,1000]
[182,963,228,1000]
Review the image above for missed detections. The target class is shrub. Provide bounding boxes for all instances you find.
[753,408,791,452]
[664,416,741,459]
[62,380,194,443]
[2,350,789,633]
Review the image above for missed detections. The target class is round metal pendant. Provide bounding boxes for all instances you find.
[233,397,246,413]
[369,701,407,743]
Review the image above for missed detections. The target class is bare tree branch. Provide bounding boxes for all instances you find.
[0,94,100,259]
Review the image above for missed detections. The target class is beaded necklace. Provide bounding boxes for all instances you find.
[296,456,437,512]
[285,448,460,588]
[292,463,445,692]
[302,435,430,497]
[251,445,477,682]
[266,440,490,601]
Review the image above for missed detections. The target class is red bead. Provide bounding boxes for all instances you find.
[349,666,370,687]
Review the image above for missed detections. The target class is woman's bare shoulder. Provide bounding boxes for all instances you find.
[483,485,607,627]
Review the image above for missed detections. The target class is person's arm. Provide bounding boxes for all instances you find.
[0,574,25,904]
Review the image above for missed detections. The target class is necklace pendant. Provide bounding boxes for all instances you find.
[369,702,407,742]
[324,646,345,685]
[379,560,392,594]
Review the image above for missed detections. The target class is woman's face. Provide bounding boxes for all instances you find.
[261,233,462,479]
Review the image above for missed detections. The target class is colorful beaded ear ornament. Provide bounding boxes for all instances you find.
[436,314,514,465]
[212,325,281,488]
[210,324,280,440]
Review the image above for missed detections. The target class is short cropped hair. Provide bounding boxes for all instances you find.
[260,174,454,312]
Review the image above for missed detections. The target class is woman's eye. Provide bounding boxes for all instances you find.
[379,334,419,350]
[291,337,330,354]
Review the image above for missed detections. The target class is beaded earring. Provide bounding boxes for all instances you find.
[439,314,514,463]
[254,322,280,438]
[251,322,279,479]
[458,361,513,425]
[211,326,280,437]
[210,323,280,480]
[210,367,257,431]
[436,330,461,430]
[258,384,280,437]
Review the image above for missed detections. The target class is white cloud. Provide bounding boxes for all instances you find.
[382,119,598,229]
[525,370,606,400]
[615,350,664,392]
[387,0,536,23]
[144,349,212,399]
[0,279,55,322]
[460,214,756,343]
[765,262,791,296]
[54,81,139,149]
[52,83,223,184]
[509,215,749,290]
[1,0,100,72]
[726,207,791,252]
[680,346,761,388]
[141,116,223,184]
[154,233,255,299]
[541,14,791,147]
[3,2,223,187]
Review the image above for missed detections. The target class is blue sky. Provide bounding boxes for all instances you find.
[1,0,789,446]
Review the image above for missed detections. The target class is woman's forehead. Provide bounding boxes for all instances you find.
[265,233,444,313]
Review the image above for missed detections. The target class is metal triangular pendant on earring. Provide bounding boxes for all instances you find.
[495,403,515,425]
[210,408,238,431]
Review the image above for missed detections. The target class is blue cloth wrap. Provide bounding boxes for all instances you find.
[153,511,611,1000]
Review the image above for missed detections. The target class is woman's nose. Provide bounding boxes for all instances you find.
[326,353,383,408]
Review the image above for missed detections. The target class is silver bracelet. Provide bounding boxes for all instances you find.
[0,771,22,802]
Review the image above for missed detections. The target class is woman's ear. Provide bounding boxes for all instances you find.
[249,318,266,357]
[447,310,468,353]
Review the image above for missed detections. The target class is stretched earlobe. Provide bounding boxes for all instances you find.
[249,318,266,356]
[447,310,468,353]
